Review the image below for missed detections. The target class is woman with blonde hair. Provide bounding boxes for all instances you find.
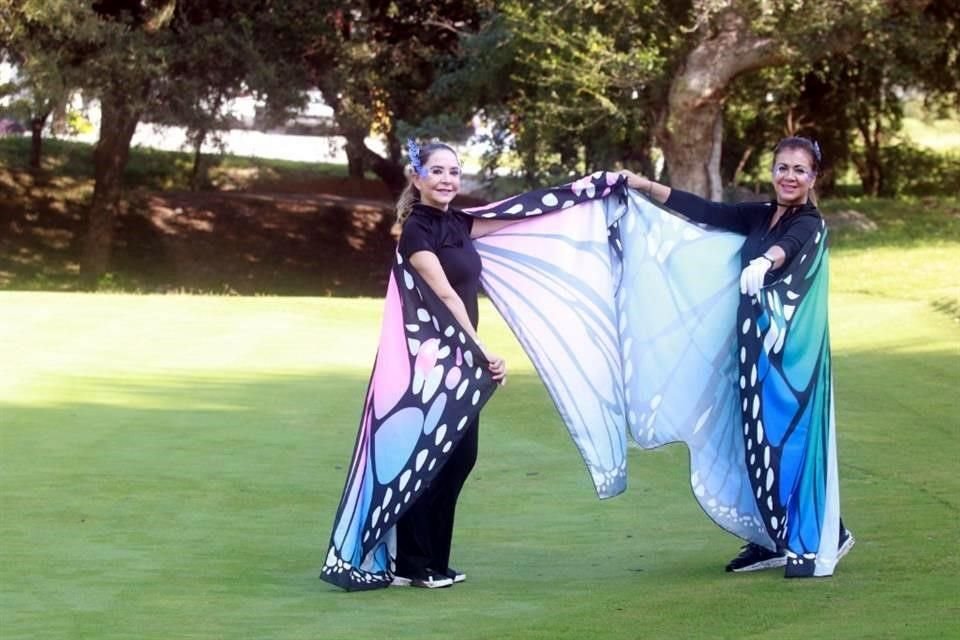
[321,140,518,590]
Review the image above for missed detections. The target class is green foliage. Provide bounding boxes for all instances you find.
[155,3,321,145]
[434,1,670,185]
[721,2,960,197]
[305,0,490,172]
[65,108,94,134]
[429,0,958,195]
[1,0,323,157]
[874,145,960,198]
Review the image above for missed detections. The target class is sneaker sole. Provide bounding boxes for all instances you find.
[410,578,453,589]
[730,532,854,576]
[390,576,412,587]
[837,532,856,561]
[444,567,466,583]
[730,556,788,572]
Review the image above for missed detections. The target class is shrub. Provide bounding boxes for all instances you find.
[880,144,960,197]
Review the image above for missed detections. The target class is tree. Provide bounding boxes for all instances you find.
[156,5,318,190]
[440,1,940,197]
[0,2,88,171]
[727,1,960,197]
[2,1,178,286]
[2,0,319,287]
[432,1,671,187]
[303,1,490,195]
[0,50,72,170]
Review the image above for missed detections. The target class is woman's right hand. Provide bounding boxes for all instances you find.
[619,170,652,193]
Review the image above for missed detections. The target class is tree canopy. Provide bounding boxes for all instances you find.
[1,0,958,286]
[429,0,957,196]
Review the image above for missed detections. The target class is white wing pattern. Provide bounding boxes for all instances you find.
[470,181,771,544]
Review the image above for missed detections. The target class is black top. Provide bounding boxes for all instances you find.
[664,189,823,275]
[398,203,482,328]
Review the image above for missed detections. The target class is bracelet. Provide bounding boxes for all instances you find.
[759,255,774,267]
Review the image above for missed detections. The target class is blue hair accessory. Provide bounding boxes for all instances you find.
[811,139,822,164]
[407,138,427,177]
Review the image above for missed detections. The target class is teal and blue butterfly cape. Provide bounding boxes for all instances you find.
[321,173,843,590]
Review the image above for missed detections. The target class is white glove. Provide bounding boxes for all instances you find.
[740,256,772,297]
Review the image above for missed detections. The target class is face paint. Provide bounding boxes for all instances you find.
[773,164,815,181]
[771,147,817,206]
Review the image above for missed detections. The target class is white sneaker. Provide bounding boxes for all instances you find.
[444,568,466,584]
[837,529,856,561]
[391,570,453,589]
[411,571,453,588]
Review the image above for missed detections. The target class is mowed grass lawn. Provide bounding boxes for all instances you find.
[2,245,958,639]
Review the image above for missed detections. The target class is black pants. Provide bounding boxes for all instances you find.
[395,418,479,576]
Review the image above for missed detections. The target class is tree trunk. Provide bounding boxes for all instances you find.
[343,129,366,178]
[855,116,884,197]
[189,91,224,190]
[658,10,786,197]
[79,95,140,289]
[29,111,50,170]
[706,112,724,201]
[731,146,754,188]
[190,128,207,191]
[361,145,407,197]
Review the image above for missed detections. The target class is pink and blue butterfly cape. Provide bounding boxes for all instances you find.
[320,173,626,591]
[320,173,843,590]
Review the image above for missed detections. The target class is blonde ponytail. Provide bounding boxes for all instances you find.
[395,166,420,226]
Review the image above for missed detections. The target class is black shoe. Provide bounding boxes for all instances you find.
[391,568,453,589]
[725,543,786,572]
[443,567,466,584]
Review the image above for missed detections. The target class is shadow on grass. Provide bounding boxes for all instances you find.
[0,168,401,295]
[931,296,960,322]
[4,136,958,297]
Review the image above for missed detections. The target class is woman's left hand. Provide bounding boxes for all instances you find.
[740,257,772,297]
[485,352,507,385]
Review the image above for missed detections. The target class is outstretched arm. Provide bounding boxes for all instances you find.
[470,217,521,239]
[621,169,760,235]
[619,170,672,204]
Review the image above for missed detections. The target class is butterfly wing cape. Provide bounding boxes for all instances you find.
[472,178,841,574]
[319,254,500,591]
[320,173,627,591]
[468,173,631,497]
[321,173,843,590]
[735,218,841,576]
